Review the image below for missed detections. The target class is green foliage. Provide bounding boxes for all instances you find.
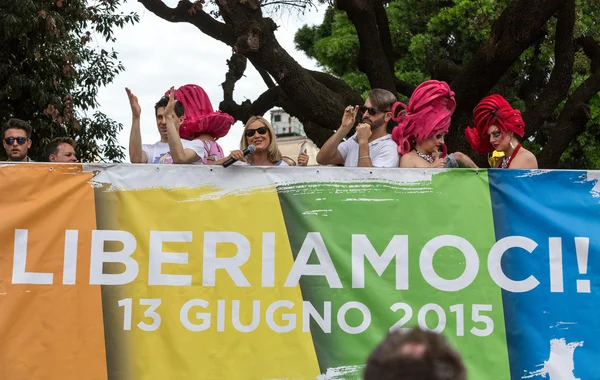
[559,76,600,169]
[0,0,138,162]
[296,0,600,168]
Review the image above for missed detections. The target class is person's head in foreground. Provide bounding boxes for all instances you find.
[364,327,466,380]
[464,94,537,169]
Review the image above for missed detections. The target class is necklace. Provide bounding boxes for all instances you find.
[415,149,433,163]
[501,145,519,168]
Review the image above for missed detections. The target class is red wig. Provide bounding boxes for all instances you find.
[464,94,525,154]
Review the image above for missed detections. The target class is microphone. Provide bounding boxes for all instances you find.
[223,144,256,167]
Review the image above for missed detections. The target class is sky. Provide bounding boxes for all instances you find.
[95,0,326,162]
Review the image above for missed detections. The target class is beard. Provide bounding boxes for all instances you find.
[364,116,385,130]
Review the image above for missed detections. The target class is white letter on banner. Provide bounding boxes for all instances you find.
[12,229,53,284]
[488,236,539,292]
[62,230,79,285]
[266,300,296,333]
[203,232,250,287]
[262,232,275,287]
[232,300,261,332]
[180,299,211,332]
[352,234,408,290]
[148,231,192,286]
[89,230,138,285]
[302,301,331,333]
[285,232,342,288]
[420,235,479,291]
[548,237,564,293]
[337,302,371,334]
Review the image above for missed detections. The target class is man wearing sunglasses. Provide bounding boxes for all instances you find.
[317,89,400,168]
[2,118,34,162]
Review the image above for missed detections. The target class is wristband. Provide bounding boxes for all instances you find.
[359,156,370,160]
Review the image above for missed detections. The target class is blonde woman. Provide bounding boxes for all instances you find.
[217,116,289,166]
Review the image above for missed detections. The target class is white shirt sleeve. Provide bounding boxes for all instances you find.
[184,140,207,164]
[371,140,400,168]
[337,138,352,161]
[141,144,153,164]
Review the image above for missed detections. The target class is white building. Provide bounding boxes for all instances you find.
[270,108,319,166]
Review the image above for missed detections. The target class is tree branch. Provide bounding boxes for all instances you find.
[518,39,546,108]
[247,56,276,88]
[393,78,415,98]
[301,120,335,147]
[307,70,363,103]
[220,86,283,122]
[336,0,397,93]
[373,1,395,74]
[222,52,247,104]
[217,0,348,132]
[524,0,576,138]
[451,0,565,119]
[536,36,600,168]
[447,0,565,156]
[260,0,317,8]
[580,35,600,72]
[432,59,462,83]
[138,0,234,46]
[220,51,280,121]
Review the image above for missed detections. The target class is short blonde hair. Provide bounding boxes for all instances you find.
[241,116,283,164]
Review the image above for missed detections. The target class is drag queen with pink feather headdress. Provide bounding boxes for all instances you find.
[393,80,477,168]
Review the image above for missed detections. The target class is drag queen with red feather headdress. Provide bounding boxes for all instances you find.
[464,94,537,169]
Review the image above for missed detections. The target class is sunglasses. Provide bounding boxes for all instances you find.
[4,137,28,145]
[359,105,389,116]
[245,126,268,137]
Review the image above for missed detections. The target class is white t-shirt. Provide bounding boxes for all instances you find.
[338,134,399,167]
[142,140,206,164]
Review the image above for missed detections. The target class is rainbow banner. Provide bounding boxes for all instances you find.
[0,163,598,380]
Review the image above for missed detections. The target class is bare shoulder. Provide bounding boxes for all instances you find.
[399,152,417,168]
[511,147,538,169]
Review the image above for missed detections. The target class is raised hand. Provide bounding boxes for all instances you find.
[298,150,309,166]
[165,86,177,118]
[125,87,141,118]
[341,105,359,129]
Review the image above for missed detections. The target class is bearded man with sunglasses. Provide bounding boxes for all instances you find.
[2,118,34,162]
[317,89,400,168]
